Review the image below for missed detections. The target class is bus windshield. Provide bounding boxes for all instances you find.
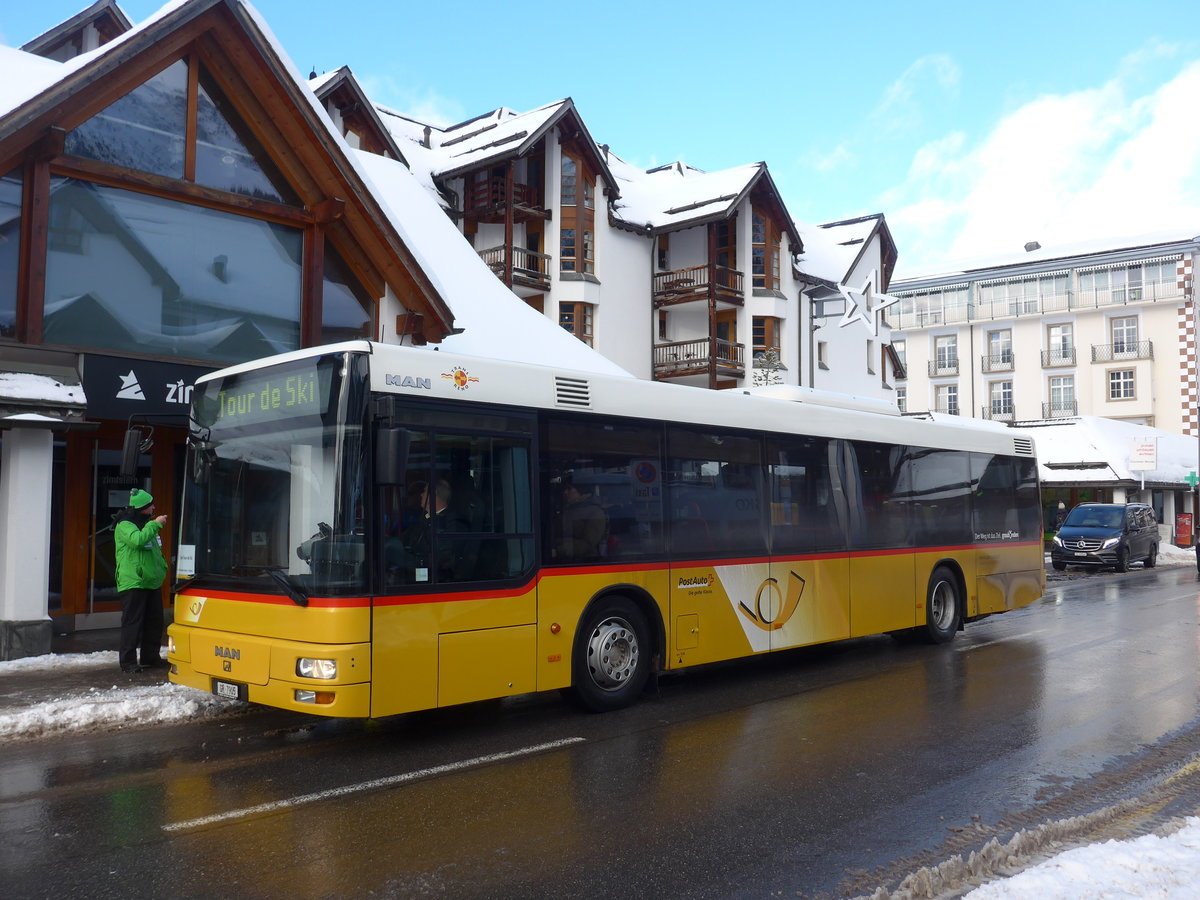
[177,351,369,596]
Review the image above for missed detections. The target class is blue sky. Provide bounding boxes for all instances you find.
[4,1,1199,272]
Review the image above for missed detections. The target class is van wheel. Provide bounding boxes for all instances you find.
[571,598,651,712]
[1052,560,1067,571]
[1145,544,1157,568]
[1115,548,1130,573]
[921,566,961,644]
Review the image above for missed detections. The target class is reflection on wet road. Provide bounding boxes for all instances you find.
[3,568,1199,898]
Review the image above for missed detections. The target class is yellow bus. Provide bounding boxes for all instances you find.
[167,340,1044,716]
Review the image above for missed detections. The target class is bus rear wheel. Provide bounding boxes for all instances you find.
[922,566,961,644]
[571,598,651,712]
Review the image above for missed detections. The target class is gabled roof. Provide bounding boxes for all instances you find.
[795,213,895,288]
[608,153,802,250]
[1,0,457,343]
[377,98,617,195]
[309,66,408,165]
[20,0,132,60]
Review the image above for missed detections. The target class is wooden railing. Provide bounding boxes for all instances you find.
[652,265,744,306]
[465,177,540,211]
[653,338,745,378]
[477,245,551,288]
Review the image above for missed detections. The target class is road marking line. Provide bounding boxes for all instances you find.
[163,736,586,833]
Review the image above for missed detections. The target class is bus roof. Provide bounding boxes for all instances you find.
[198,340,1036,459]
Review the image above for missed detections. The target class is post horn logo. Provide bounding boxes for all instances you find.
[739,571,806,631]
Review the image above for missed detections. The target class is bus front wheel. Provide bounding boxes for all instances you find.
[571,598,651,712]
[922,566,961,644]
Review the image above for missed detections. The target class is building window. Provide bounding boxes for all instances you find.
[985,329,1013,371]
[752,316,780,359]
[989,380,1013,419]
[752,210,780,290]
[892,339,906,369]
[44,177,302,363]
[934,384,959,416]
[933,335,958,374]
[561,156,576,207]
[560,150,595,274]
[658,311,668,341]
[560,228,576,272]
[1111,316,1138,354]
[559,302,594,346]
[0,168,18,338]
[1045,323,1074,365]
[657,234,669,270]
[817,341,828,370]
[896,387,907,413]
[1048,375,1076,417]
[866,339,875,374]
[1109,369,1135,400]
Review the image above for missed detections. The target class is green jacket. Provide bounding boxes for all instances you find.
[114,517,168,592]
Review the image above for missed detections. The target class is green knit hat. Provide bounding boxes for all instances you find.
[129,489,154,509]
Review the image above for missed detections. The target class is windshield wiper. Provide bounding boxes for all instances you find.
[238,565,309,607]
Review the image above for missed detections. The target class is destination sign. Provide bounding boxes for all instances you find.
[198,360,332,430]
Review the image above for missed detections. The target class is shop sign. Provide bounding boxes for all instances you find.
[81,354,212,420]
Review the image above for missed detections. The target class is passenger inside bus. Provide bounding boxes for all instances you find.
[557,478,608,561]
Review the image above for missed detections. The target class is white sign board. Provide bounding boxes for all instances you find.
[1129,437,1158,471]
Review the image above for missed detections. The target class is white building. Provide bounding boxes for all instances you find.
[890,232,1199,434]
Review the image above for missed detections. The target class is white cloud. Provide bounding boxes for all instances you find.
[887,55,1200,269]
[872,54,961,134]
[356,74,465,128]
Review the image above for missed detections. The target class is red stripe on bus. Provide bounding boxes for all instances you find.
[180,540,1043,610]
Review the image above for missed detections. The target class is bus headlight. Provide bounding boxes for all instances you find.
[296,658,337,680]
[168,635,177,655]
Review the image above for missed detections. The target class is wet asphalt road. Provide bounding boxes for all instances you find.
[4,565,1200,899]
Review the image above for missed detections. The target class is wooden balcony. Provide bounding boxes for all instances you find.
[478,244,552,291]
[653,338,745,380]
[464,177,548,223]
[652,265,744,308]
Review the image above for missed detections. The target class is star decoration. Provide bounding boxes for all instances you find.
[836,269,899,338]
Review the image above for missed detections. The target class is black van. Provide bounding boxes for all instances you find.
[1050,502,1159,572]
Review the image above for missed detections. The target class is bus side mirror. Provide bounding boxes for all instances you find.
[376,427,410,486]
[119,426,153,477]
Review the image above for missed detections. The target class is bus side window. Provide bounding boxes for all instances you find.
[542,416,665,563]
[667,427,765,559]
[768,435,845,553]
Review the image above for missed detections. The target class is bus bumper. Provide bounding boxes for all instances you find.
[167,623,371,718]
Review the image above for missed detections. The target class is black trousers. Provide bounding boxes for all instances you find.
[119,587,165,668]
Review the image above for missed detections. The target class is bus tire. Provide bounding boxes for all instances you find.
[921,566,961,644]
[571,597,651,712]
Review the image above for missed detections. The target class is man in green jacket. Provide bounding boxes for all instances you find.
[114,488,168,673]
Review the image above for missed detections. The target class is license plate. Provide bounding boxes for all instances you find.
[213,679,244,700]
[1075,552,1088,557]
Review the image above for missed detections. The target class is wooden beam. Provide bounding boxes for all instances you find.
[21,157,50,345]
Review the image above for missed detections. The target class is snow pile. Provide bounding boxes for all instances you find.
[965,817,1200,899]
[0,651,245,742]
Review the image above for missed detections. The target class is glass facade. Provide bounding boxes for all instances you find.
[65,60,188,179]
[44,177,303,363]
[0,169,20,338]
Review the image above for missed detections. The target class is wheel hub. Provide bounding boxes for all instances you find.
[587,618,639,690]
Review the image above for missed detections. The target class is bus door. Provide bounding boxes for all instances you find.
[765,435,850,651]
[842,440,915,635]
[373,411,537,716]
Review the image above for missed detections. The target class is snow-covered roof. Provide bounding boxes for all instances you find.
[795,218,875,285]
[608,155,762,231]
[1022,416,1197,485]
[351,148,631,376]
[895,228,1200,283]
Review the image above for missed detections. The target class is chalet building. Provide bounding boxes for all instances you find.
[364,101,903,395]
[0,0,461,656]
[891,233,1200,531]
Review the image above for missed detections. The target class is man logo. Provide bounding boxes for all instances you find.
[385,374,432,390]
